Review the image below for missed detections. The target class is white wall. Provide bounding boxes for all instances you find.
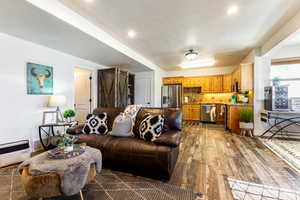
[272,44,300,59]
[261,9,300,56]
[253,56,272,135]
[164,66,236,77]
[0,33,105,146]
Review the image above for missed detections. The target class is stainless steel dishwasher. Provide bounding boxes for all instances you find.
[200,104,216,122]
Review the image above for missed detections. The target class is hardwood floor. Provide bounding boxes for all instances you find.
[169,123,300,200]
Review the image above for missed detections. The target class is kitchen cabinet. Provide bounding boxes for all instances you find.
[231,64,253,91]
[200,77,211,93]
[210,76,223,93]
[182,104,200,121]
[232,67,241,90]
[223,74,232,92]
[216,104,225,122]
[163,77,183,85]
[227,105,253,134]
[240,64,253,91]
[183,77,201,87]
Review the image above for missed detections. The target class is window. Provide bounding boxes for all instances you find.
[271,64,300,98]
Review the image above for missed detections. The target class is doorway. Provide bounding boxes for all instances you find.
[74,68,92,124]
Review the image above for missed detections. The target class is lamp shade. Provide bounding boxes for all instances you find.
[48,95,66,107]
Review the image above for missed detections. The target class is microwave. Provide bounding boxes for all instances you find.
[264,86,289,111]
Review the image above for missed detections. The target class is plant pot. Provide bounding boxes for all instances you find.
[239,122,254,129]
[64,145,74,153]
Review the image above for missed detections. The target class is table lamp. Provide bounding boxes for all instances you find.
[48,95,66,123]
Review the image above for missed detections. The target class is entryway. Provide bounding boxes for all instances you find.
[74,68,92,124]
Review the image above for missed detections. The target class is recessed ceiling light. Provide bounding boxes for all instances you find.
[128,30,136,38]
[180,59,216,69]
[85,0,94,3]
[227,5,239,16]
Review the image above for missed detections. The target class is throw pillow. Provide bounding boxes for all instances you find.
[139,114,165,142]
[109,113,133,137]
[123,104,141,136]
[83,113,108,135]
[123,105,141,120]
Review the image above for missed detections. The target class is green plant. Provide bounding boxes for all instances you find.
[63,109,76,119]
[58,134,78,147]
[239,108,253,123]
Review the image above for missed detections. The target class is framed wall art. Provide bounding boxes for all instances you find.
[27,62,53,95]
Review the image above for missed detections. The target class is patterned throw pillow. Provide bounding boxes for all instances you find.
[83,113,108,135]
[139,114,165,142]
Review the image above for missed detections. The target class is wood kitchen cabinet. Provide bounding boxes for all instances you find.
[231,64,253,91]
[200,77,211,93]
[232,66,241,90]
[163,77,183,85]
[227,105,253,134]
[210,76,223,93]
[182,104,200,121]
[223,74,232,92]
[240,63,253,91]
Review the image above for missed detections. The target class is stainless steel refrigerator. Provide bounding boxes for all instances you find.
[161,84,182,108]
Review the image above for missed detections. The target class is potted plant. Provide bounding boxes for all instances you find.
[239,108,254,129]
[272,77,280,86]
[63,109,76,123]
[58,133,78,152]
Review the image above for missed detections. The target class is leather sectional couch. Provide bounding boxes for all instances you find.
[67,107,182,180]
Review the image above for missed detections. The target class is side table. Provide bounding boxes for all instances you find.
[39,123,74,150]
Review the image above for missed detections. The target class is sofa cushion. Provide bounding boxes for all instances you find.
[139,114,164,142]
[83,113,108,135]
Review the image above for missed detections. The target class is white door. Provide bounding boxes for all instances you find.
[74,69,92,124]
[135,78,152,107]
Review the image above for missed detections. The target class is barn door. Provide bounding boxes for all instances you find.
[118,69,128,107]
[98,68,117,107]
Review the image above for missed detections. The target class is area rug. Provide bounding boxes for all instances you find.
[0,167,202,200]
[228,178,300,200]
[261,138,300,171]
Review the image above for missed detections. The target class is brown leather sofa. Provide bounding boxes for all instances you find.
[67,107,182,180]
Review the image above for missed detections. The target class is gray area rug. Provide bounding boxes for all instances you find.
[0,167,202,200]
[262,138,300,171]
[228,178,300,200]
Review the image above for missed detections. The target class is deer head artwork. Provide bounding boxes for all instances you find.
[31,67,52,88]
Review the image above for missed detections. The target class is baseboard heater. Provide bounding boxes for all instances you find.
[0,140,31,168]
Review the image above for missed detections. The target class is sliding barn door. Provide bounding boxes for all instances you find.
[117,70,129,107]
[98,68,118,107]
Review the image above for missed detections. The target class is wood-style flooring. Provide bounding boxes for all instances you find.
[169,123,300,200]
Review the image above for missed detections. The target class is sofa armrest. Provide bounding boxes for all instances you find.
[66,124,84,135]
[153,130,181,147]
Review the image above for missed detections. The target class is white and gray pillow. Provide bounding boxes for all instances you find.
[83,113,108,135]
[109,113,133,137]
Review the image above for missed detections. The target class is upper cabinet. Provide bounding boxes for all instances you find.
[162,64,253,93]
[231,64,253,91]
[163,77,183,85]
[223,74,232,92]
[210,75,223,93]
[240,63,253,91]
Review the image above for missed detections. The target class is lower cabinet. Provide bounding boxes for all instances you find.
[227,105,253,134]
[183,104,200,121]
